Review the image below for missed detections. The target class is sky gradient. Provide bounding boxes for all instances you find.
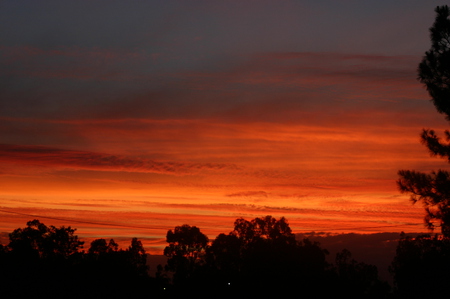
[1,0,448,254]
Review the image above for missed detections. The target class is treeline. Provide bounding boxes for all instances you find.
[0,219,151,298]
[159,215,389,298]
[1,216,449,298]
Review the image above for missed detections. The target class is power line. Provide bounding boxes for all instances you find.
[0,208,426,233]
[0,208,169,231]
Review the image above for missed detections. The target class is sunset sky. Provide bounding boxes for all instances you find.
[1,0,448,254]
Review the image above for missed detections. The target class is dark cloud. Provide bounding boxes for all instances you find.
[0,44,434,127]
[0,144,240,175]
[226,191,269,198]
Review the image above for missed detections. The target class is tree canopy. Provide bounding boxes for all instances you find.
[398,5,450,236]
[0,217,393,298]
[8,219,84,260]
[88,238,119,255]
[163,224,209,285]
[1,220,152,299]
[390,233,450,298]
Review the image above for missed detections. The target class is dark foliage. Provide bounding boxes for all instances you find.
[418,5,450,120]
[390,233,450,298]
[0,217,395,298]
[393,8,450,298]
[162,215,390,298]
[0,220,153,299]
[333,249,391,299]
[163,224,209,286]
[8,219,84,260]
[398,6,450,236]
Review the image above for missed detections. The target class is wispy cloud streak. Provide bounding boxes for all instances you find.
[0,144,240,175]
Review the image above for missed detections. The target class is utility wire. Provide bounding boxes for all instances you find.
[0,208,169,231]
[0,208,427,233]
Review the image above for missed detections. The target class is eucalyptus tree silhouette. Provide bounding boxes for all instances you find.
[4,220,84,298]
[398,6,450,236]
[1,220,157,298]
[163,224,209,285]
[127,237,148,276]
[232,215,295,244]
[88,238,119,255]
[8,219,84,259]
[205,216,331,296]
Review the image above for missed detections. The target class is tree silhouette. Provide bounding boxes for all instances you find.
[205,232,241,281]
[335,249,390,298]
[1,220,160,298]
[127,237,148,276]
[88,238,118,255]
[390,233,450,298]
[163,224,209,285]
[1,218,393,298]
[230,215,298,290]
[5,220,84,299]
[8,219,84,259]
[203,216,334,296]
[397,5,450,236]
[232,215,295,245]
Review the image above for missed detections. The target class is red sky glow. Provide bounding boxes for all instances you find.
[1,0,447,254]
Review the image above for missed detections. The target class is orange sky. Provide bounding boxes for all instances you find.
[1,1,447,254]
[0,110,442,253]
